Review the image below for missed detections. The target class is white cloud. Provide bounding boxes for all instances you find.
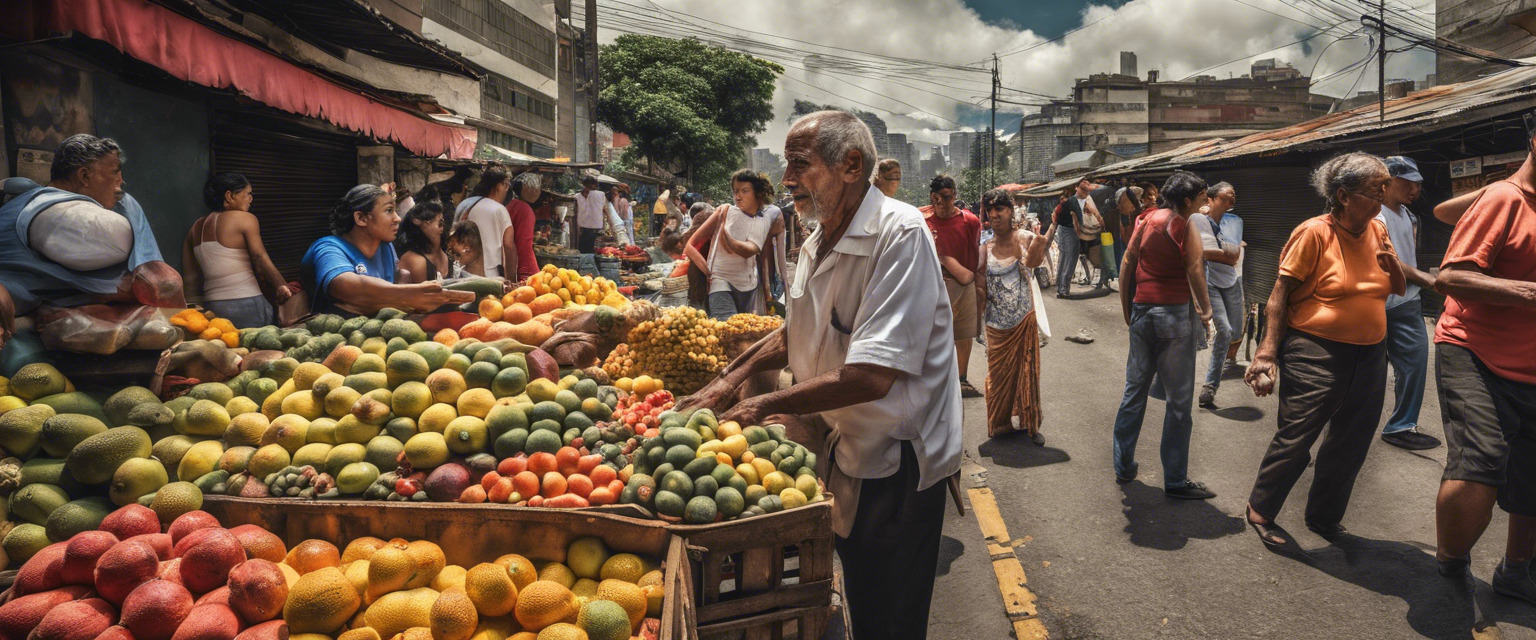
[596,0,1436,156]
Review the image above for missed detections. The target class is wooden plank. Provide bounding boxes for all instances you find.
[696,605,822,636]
[695,579,833,623]
[660,535,687,640]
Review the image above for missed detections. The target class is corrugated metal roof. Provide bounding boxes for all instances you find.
[1023,60,1536,191]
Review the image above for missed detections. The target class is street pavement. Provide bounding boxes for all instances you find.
[926,285,1536,640]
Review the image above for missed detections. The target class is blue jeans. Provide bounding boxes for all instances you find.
[1114,303,1197,489]
[1055,225,1079,295]
[1382,298,1428,434]
[1204,280,1245,390]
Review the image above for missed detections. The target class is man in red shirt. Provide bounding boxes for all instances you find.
[921,175,983,397]
[506,173,541,281]
[1433,118,1536,624]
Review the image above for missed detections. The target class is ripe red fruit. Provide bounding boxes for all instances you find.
[15,542,68,595]
[179,530,246,594]
[31,597,116,640]
[226,560,288,624]
[62,531,120,586]
[120,580,193,640]
[96,540,165,605]
[166,512,220,545]
[100,505,162,541]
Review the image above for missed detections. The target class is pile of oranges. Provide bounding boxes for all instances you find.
[520,265,626,309]
[170,308,239,348]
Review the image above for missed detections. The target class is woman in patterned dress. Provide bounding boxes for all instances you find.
[976,189,1057,443]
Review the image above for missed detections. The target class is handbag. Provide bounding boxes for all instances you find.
[1077,205,1103,242]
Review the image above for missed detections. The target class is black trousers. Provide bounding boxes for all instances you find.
[577,226,601,253]
[835,441,948,640]
[1249,330,1386,527]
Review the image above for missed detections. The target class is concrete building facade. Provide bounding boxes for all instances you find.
[421,0,561,157]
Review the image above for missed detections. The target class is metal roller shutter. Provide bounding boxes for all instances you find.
[211,117,358,280]
[1202,166,1324,306]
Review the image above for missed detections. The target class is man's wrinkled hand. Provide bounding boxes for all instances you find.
[721,394,771,427]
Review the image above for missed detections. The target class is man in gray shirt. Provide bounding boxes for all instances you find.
[1192,182,1244,409]
[1377,156,1442,450]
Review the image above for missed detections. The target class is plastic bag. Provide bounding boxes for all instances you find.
[36,304,159,355]
[128,261,186,309]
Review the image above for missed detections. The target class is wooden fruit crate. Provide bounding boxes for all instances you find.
[666,500,837,640]
[203,497,686,639]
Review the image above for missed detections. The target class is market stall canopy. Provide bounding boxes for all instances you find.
[480,144,603,170]
[1050,150,1124,177]
[209,0,484,79]
[6,0,478,159]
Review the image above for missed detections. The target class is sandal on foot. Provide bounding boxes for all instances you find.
[1249,520,1291,548]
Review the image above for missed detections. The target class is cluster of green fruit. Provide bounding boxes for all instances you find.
[238,309,429,364]
[618,408,824,524]
[0,364,209,566]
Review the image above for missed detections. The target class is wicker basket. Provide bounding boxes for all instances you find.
[659,275,689,295]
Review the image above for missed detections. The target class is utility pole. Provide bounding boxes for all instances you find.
[990,54,998,193]
[586,0,599,162]
[1377,0,1385,123]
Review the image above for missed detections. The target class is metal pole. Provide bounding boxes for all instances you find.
[586,0,599,161]
[991,54,998,192]
[1377,1,1385,123]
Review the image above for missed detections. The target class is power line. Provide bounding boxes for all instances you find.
[985,13,1114,62]
[1176,23,1349,81]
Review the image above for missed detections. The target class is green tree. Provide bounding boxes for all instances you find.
[598,36,783,201]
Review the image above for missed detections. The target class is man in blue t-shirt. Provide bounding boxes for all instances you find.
[302,184,473,317]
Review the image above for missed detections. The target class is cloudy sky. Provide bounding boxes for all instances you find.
[591,0,1437,154]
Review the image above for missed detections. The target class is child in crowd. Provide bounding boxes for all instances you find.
[446,221,486,277]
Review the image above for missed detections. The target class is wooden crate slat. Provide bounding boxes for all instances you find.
[695,579,833,624]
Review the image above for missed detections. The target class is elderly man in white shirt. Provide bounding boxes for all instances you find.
[686,111,962,640]
[574,175,606,253]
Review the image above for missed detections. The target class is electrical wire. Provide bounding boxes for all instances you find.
[1176,23,1350,81]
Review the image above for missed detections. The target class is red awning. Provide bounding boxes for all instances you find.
[26,0,477,159]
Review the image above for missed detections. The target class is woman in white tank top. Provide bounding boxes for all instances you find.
[181,173,292,328]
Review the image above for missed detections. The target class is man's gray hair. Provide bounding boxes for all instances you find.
[51,133,122,182]
[1208,181,1235,198]
[512,172,542,194]
[1312,152,1387,212]
[794,111,878,182]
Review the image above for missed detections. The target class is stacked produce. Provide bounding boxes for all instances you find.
[618,408,823,524]
[170,310,240,348]
[600,307,724,394]
[0,505,666,640]
[0,364,209,567]
[521,266,626,309]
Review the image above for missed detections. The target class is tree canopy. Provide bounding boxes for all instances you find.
[598,35,782,199]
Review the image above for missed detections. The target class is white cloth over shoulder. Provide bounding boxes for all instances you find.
[29,199,133,270]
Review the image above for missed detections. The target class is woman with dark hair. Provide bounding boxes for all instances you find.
[445,221,487,277]
[395,200,456,284]
[455,165,516,278]
[300,184,475,316]
[1243,153,1404,548]
[1112,171,1216,500]
[181,172,291,328]
[976,189,1056,443]
[685,169,783,319]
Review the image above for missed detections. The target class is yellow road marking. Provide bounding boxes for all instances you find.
[968,486,1049,640]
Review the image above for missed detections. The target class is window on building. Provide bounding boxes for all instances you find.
[481,71,556,137]
[426,0,556,78]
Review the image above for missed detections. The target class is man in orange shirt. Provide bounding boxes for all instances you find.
[1433,116,1536,626]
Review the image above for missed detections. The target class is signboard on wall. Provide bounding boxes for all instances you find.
[1449,157,1482,178]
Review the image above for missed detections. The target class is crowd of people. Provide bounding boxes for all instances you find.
[3,105,1534,638]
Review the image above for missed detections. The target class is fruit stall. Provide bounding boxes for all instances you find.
[0,265,841,639]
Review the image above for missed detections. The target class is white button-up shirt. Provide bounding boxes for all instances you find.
[786,185,963,492]
[575,190,606,230]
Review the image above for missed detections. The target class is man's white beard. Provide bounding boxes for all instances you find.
[797,193,824,224]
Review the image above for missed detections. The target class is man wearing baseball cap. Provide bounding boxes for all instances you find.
[1376,156,1441,450]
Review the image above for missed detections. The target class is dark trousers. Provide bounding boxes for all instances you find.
[1249,330,1386,527]
[578,226,600,253]
[835,441,947,640]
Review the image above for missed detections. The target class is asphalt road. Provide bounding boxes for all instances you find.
[925,285,1535,640]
